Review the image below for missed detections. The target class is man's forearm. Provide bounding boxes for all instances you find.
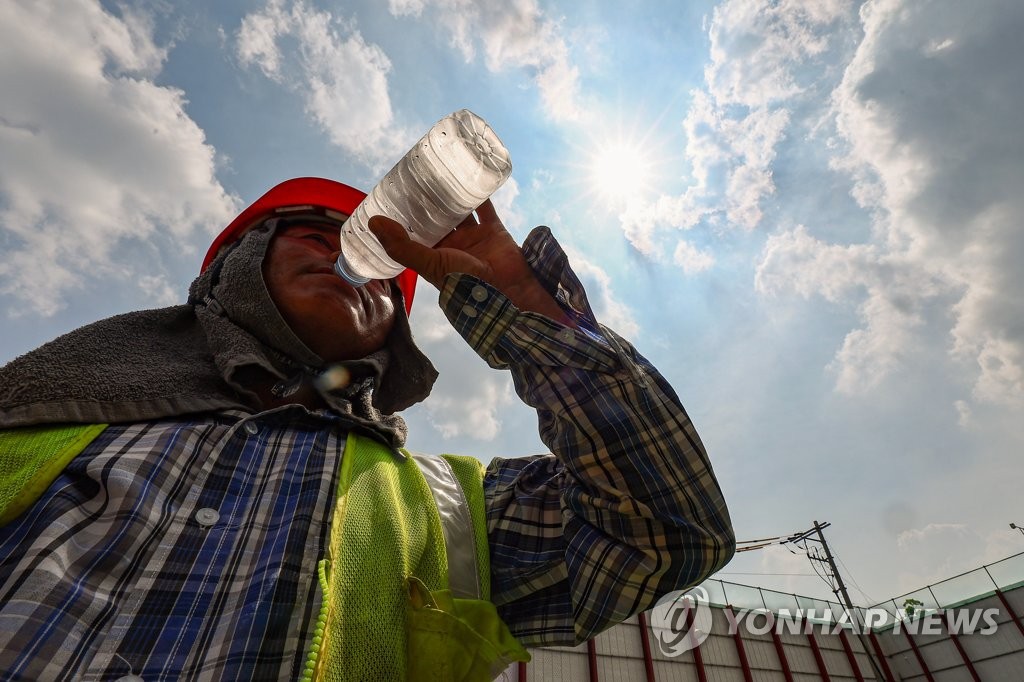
[485,321,734,644]
[440,227,734,645]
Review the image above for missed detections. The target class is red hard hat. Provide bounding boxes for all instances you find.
[202,177,417,314]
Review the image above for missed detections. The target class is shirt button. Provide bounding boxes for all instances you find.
[243,421,259,435]
[471,285,488,302]
[461,304,478,318]
[557,329,574,343]
[114,676,145,682]
[195,508,220,526]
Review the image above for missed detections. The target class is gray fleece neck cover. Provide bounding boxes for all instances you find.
[0,222,438,451]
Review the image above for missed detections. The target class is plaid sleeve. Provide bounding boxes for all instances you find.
[438,226,735,647]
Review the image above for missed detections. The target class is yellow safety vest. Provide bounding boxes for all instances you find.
[0,424,529,680]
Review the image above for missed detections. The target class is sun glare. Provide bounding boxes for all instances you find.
[590,140,652,205]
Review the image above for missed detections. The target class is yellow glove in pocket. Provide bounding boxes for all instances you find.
[406,576,530,682]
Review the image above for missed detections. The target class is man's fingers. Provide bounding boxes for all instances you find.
[454,213,478,230]
[476,199,499,224]
[369,215,426,268]
[369,215,450,287]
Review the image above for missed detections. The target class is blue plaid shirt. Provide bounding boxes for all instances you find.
[0,228,733,680]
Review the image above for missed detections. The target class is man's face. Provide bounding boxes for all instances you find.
[262,222,397,362]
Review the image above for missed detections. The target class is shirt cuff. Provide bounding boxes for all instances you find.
[438,228,620,372]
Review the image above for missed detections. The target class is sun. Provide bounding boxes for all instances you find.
[589,139,653,205]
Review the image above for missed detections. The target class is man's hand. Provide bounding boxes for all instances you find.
[369,200,573,324]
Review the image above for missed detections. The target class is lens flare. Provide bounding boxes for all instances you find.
[589,140,653,205]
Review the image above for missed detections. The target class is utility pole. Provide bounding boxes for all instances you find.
[809,520,887,681]
[812,520,858,625]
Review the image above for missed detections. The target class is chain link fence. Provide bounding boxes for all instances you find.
[691,550,1024,633]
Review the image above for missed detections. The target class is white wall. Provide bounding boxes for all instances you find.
[518,582,1024,680]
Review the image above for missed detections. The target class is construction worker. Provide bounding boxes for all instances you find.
[0,177,734,680]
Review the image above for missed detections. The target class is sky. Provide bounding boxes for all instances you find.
[2,0,1023,609]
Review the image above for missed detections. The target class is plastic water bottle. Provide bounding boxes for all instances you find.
[334,109,512,285]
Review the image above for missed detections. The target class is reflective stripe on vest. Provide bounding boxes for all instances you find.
[412,453,481,600]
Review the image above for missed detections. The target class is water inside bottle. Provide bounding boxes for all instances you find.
[335,109,511,284]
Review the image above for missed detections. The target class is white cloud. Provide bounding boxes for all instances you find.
[490,176,525,235]
[892,523,1020,595]
[896,523,968,550]
[407,287,515,441]
[563,252,640,338]
[410,296,458,343]
[754,545,818,595]
[0,0,237,316]
[756,226,875,302]
[236,3,286,78]
[673,240,715,275]
[531,169,554,193]
[826,294,921,394]
[756,225,946,394]
[705,0,851,108]
[387,0,425,15]
[237,0,409,167]
[621,0,851,264]
[423,379,514,440]
[621,192,704,259]
[137,274,179,307]
[953,399,972,428]
[386,0,582,121]
[732,0,1024,408]
[819,0,1024,406]
[666,91,790,233]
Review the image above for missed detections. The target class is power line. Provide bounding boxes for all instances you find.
[807,546,837,593]
[736,535,787,545]
[735,541,781,553]
[733,526,828,554]
[835,550,877,606]
[718,572,819,577]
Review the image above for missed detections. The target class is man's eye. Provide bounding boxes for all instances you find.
[302,234,333,249]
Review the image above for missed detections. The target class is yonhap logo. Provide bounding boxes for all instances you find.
[650,586,713,656]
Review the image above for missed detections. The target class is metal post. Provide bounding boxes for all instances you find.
[868,632,897,682]
[726,605,754,682]
[942,612,981,682]
[686,603,708,682]
[995,589,1024,639]
[838,629,865,682]
[812,520,887,681]
[587,638,599,682]
[769,628,794,682]
[803,616,831,682]
[902,627,935,682]
[922,583,982,681]
[636,611,657,682]
[759,588,794,682]
[983,563,1024,640]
